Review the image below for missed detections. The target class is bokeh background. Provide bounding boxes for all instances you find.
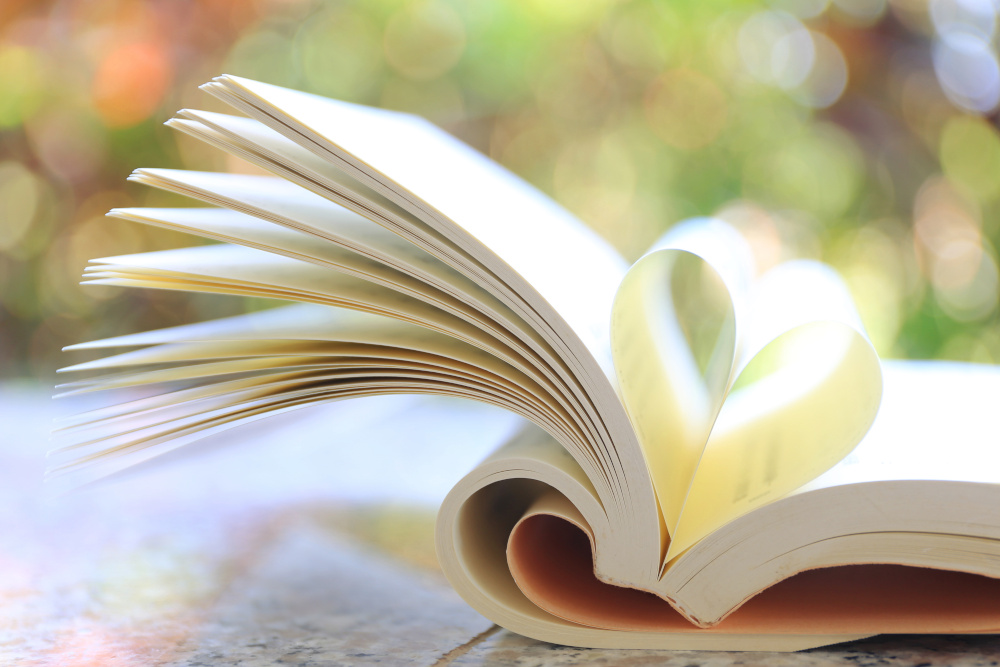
[1,0,999,379]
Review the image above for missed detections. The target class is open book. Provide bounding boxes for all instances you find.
[53,75,1000,651]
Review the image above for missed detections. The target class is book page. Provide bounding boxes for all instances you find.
[610,219,882,560]
[666,261,882,558]
[53,304,588,486]
[210,75,628,366]
[800,359,1000,489]
[85,244,521,364]
[611,220,744,535]
[105,207,526,356]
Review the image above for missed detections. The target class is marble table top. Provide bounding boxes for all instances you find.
[2,382,998,666]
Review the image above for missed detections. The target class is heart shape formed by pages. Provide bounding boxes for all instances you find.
[610,218,883,561]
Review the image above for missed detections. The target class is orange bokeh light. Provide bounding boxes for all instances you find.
[91,40,172,128]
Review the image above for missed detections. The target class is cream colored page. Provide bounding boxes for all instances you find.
[53,386,541,491]
[666,262,882,559]
[123,169,430,261]
[175,109,353,176]
[217,75,628,359]
[59,370,566,456]
[55,303,587,479]
[611,218,881,558]
[645,218,757,348]
[733,260,870,375]
[169,109,417,221]
[125,171,533,344]
[612,219,756,534]
[160,115,600,410]
[68,302,432,349]
[611,258,735,534]
[159,118,484,298]
[109,206,537,355]
[128,168,424,257]
[86,243,516,356]
[161,117,458,254]
[801,359,1000,490]
[56,346,492,430]
[63,302,574,436]
[105,208,497,332]
[61,304,551,445]
[59,336,570,441]
[108,208,435,291]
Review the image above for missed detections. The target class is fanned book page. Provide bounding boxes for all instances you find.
[53,75,1000,651]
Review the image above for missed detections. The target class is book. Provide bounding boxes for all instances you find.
[51,75,1000,651]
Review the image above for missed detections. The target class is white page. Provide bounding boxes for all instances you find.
[801,360,1000,489]
[214,75,628,362]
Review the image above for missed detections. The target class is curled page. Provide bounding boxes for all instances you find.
[610,218,883,560]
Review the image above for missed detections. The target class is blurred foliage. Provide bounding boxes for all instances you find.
[1,0,999,378]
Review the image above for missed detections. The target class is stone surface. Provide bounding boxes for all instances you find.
[452,630,1000,666]
[164,519,493,666]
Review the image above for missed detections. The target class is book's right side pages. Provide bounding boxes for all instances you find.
[802,359,1000,488]
[661,359,1000,633]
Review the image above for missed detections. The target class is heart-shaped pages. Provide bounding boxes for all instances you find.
[611,218,882,562]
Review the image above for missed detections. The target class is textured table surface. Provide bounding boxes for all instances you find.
[2,383,999,666]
